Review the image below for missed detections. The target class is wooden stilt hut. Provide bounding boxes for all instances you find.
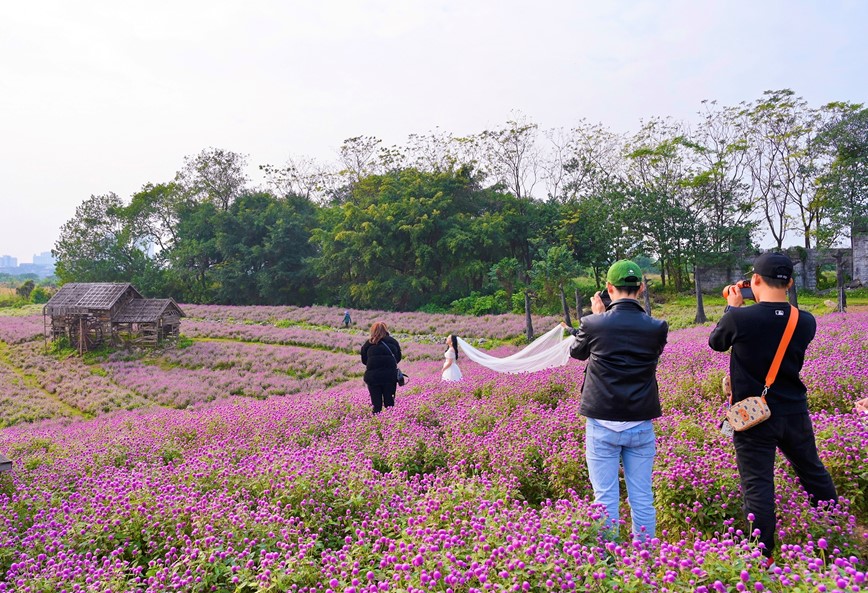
[113,298,185,346]
[43,283,185,353]
[44,283,142,354]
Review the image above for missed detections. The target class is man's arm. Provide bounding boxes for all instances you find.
[569,321,593,361]
[708,311,737,352]
[657,321,669,356]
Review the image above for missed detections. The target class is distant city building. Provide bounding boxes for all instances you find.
[0,251,55,278]
[0,255,18,268]
[33,251,56,267]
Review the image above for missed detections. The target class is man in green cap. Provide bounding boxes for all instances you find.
[562,259,668,541]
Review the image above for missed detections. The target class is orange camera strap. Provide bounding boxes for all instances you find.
[761,305,799,399]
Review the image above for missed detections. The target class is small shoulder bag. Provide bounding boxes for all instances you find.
[382,340,407,386]
[726,305,798,431]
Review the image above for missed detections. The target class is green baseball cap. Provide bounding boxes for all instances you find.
[606,260,643,287]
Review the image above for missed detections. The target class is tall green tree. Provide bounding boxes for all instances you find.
[176,148,250,211]
[54,193,149,284]
[743,90,827,250]
[530,245,580,325]
[623,118,695,290]
[310,167,511,310]
[817,105,868,242]
[212,193,319,305]
[488,257,522,308]
[168,201,223,302]
[682,102,758,322]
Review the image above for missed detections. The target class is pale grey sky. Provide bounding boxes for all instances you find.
[1,0,865,263]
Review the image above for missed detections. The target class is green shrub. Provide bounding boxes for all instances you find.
[450,291,509,315]
[416,302,449,314]
[28,286,52,304]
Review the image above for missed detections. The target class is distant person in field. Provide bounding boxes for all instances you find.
[342,310,352,328]
[360,321,402,414]
[709,252,837,570]
[441,334,462,382]
[562,259,668,541]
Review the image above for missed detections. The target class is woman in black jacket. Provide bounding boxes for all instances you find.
[360,321,402,414]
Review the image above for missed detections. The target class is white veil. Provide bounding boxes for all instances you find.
[455,325,577,374]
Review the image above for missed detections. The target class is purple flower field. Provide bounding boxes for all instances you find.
[182,304,563,341]
[0,308,865,591]
[0,314,44,345]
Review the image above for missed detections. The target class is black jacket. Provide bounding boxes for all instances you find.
[569,299,668,421]
[361,335,402,385]
[708,302,816,416]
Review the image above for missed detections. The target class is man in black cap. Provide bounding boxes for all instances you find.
[709,252,837,570]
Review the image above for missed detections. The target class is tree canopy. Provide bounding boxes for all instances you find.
[53,91,866,313]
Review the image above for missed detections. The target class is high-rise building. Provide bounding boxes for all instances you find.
[32,251,56,267]
[0,255,18,268]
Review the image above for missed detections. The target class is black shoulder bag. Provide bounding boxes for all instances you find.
[382,340,407,386]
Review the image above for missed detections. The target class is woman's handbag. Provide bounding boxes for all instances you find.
[382,341,407,386]
[725,305,798,432]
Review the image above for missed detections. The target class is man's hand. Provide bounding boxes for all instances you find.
[856,398,868,414]
[725,284,744,308]
[590,292,606,315]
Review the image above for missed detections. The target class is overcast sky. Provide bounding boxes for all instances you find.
[1,0,866,263]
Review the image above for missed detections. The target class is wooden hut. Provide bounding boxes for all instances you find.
[44,283,142,352]
[0,453,11,473]
[113,298,185,346]
[43,283,185,353]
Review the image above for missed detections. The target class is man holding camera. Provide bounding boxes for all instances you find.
[563,260,669,541]
[709,252,837,569]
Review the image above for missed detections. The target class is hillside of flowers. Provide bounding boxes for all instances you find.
[0,304,865,591]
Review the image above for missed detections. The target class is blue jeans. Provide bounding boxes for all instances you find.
[585,418,656,540]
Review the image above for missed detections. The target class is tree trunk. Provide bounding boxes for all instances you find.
[788,284,799,308]
[524,291,534,341]
[642,276,653,316]
[575,288,583,321]
[836,252,847,313]
[560,288,572,327]
[693,266,707,324]
[659,256,666,288]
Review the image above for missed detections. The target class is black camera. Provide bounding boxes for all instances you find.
[722,280,755,301]
[598,290,612,307]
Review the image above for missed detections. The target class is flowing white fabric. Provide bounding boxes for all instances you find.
[456,325,577,374]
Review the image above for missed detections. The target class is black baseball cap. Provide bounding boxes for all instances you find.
[752,252,793,281]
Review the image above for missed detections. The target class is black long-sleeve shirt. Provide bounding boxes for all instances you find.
[708,302,816,416]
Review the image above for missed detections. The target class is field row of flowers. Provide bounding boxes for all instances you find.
[3,343,151,417]
[0,315,489,416]
[0,351,70,427]
[101,343,352,408]
[0,314,44,345]
[181,303,564,340]
[97,338,475,409]
[0,310,865,590]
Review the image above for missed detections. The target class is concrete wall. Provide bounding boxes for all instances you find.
[854,231,868,285]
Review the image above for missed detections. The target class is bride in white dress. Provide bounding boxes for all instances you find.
[441,334,463,381]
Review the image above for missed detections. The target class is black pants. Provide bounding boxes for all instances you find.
[733,412,837,557]
[367,382,396,414]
